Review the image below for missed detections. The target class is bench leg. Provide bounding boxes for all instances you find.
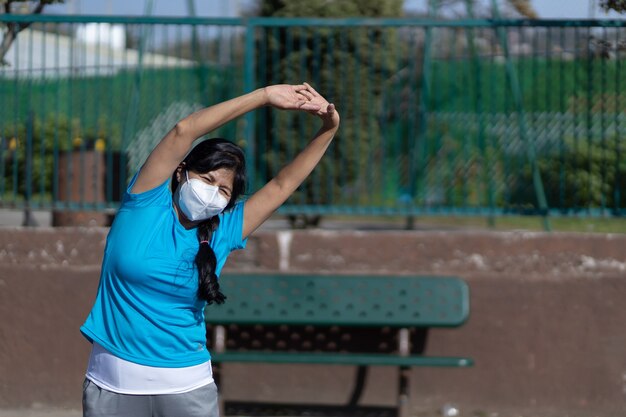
[218,394,226,417]
[347,365,369,407]
[214,363,226,417]
[397,366,410,417]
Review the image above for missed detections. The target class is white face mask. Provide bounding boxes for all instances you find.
[175,171,229,221]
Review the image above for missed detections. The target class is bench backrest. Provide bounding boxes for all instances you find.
[205,274,469,328]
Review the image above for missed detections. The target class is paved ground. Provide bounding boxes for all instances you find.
[0,410,81,417]
[0,209,52,227]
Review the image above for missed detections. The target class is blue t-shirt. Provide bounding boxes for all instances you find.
[80,174,247,368]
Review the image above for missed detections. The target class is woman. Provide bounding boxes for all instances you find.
[80,82,339,417]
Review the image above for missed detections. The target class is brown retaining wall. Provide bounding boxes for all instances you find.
[1,227,626,416]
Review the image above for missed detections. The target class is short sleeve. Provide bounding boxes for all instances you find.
[217,201,248,252]
[120,172,172,209]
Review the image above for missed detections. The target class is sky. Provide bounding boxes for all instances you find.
[42,0,625,19]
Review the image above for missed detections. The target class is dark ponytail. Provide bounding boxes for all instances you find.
[196,218,225,304]
[172,138,246,305]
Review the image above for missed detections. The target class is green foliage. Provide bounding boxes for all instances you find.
[256,0,405,205]
[390,55,626,214]
[260,0,403,17]
[508,136,626,212]
[427,58,624,113]
[600,0,626,13]
[0,113,117,199]
[0,66,241,146]
[0,65,242,200]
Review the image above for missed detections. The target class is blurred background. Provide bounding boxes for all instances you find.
[1,0,625,232]
[1,2,626,417]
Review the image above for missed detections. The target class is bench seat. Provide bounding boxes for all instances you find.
[212,351,473,367]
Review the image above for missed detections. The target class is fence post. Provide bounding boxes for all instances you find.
[491,0,552,231]
[465,0,496,228]
[406,0,439,230]
[244,19,257,191]
[121,0,155,191]
[22,111,38,227]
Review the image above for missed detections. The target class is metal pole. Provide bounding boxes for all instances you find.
[244,20,257,191]
[465,0,495,227]
[186,0,210,106]
[121,0,154,186]
[22,111,38,227]
[407,0,439,230]
[491,0,552,231]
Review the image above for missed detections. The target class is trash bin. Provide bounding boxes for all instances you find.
[52,149,109,227]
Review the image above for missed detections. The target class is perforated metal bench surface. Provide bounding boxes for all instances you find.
[206,273,470,327]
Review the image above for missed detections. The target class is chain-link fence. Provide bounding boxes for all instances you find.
[1,15,624,222]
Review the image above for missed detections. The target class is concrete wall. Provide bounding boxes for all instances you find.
[1,227,626,416]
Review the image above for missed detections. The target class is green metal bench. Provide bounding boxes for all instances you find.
[205,273,472,417]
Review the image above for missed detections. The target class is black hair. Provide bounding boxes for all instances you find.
[171,138,246,304]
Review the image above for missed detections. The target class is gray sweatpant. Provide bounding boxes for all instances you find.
[82,378,220,417]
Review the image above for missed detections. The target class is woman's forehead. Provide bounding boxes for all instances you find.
[193,167,234,181]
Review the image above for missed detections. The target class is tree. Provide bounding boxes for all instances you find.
[600,0,626,13]
[508,136,626,213]
[507,0,538,18]
[255,0,405,226]
[1,0,64,65]
[400,1,539,19]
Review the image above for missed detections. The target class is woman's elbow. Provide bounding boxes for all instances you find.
[173,119,189,138]
[163,119,198,153]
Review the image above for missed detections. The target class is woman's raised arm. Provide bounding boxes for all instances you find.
[242,83,340,239]
[131,85,320,194]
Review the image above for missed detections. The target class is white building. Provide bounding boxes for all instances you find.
[1,25,194,78]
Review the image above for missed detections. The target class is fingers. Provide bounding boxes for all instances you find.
[296,90,314,101]
[285,83,334,115]
[303,82,321,97]
[294,84,313,99]
[296,82,322,99]
[299,102,321,111]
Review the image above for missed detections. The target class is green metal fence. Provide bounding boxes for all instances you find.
[1,15,625,223]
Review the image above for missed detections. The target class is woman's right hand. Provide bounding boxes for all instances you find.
[300,82,340,130]
[263,84,321,112]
